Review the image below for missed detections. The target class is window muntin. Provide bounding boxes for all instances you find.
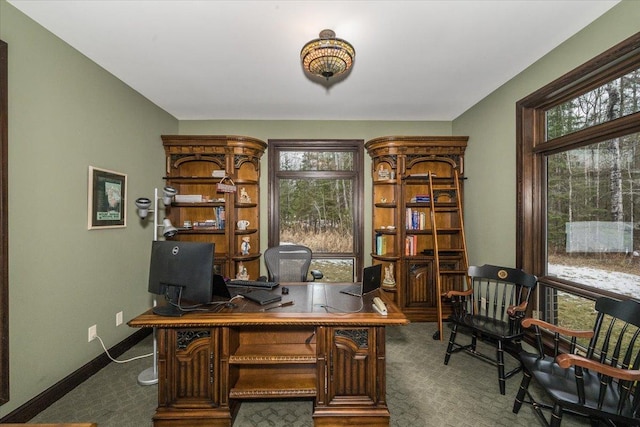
[546,68,640,140]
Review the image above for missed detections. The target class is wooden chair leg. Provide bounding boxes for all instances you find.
[444,324,458,365]
[550,403,563,427]
[512,370,531,413]
[497,340,506,395]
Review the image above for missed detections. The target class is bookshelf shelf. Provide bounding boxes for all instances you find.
[366,136,468,322]
[162,135,267,280]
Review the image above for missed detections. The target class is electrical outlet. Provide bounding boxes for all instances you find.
[88,324,97,342]
[116,311,123,326]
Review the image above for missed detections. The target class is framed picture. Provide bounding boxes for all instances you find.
[88,166,127,229]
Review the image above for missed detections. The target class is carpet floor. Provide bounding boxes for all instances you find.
[30,322,590,426]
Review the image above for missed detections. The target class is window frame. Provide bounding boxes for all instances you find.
[267,139,364,278]
[517,32,640,303]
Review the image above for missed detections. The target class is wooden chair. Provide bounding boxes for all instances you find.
[264,244,323,282]
[443,264,537,395]
[513,297,640,426]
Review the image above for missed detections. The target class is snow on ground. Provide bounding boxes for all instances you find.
[549,264,640,299]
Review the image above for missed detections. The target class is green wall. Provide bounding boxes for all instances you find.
[453,0,640,267]
[0,0,178,416]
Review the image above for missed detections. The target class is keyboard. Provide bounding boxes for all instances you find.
[227,279,279,290]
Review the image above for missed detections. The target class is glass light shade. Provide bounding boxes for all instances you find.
[301,29,355,80]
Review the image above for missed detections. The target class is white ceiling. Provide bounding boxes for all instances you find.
[8,0,620,121]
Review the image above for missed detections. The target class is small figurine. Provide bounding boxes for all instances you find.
[383,263,396,287]
[236,261,249,280]
[239,187,251,203]
[241,236,251,255]
[377,164,390,180]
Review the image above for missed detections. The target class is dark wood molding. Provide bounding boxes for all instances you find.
[0,329,151,423]
[517,32,640,275]
[0,39,9,406]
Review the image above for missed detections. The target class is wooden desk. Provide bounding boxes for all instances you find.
[129,283,408,427]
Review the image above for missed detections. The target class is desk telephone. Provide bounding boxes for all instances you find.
[372,297,387,315]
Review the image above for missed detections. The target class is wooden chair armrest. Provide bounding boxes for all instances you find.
[507,301,528,317]
[556,353,640,382]
[521,318,594,339]
[444,288,473,298]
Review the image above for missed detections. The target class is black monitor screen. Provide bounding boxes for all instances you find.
[148,241,215,316]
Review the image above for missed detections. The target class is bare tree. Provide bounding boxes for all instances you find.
[606,83,624,222]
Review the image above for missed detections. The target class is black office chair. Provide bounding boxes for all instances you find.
[264,244,323,282]
[513,297,640,426]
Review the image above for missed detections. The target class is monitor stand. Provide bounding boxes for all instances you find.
[153,286,186,317]
[152,304,184,317]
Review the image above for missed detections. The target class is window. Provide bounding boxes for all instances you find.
[518,32,640,329]
[268,140,364,282]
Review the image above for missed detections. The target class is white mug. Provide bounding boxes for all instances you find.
[237,220,250,230]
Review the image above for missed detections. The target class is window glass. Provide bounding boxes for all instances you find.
[541,290,595,348]
[279,151,354,171]
[279,178,354,253]
[546,132,640,301]
[542,288,636,354]
[310,258,355,283]
[546,68,640,140]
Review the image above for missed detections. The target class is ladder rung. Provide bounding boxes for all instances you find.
[424,169,468,343]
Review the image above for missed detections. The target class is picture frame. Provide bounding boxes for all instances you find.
[88,166,127,229]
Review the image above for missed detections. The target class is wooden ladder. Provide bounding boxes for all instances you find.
[426,169,469,340]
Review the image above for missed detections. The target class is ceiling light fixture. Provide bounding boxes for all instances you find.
[301,29,355,80]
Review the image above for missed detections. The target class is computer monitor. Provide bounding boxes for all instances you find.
[148,241,215,316]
